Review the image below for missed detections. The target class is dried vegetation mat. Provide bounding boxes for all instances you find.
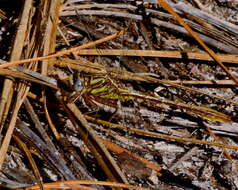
[0,0,238,189]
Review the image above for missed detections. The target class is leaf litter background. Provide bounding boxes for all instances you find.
[0,0,238,189]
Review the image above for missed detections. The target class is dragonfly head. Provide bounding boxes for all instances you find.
[73,71,83,92]
[73,78,83,92]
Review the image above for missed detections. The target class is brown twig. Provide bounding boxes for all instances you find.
[0,30,125,69]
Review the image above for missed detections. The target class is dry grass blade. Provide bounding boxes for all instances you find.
[17,180,152,190]
[0,68,57,89]
[122,91,231,122]
[13,135,44,190]
[156,0,238,85]
[26,185,97,190]
[163,79,236,86]
[85,115,238,151]
[0,9,7,19]
[76,49,238,64]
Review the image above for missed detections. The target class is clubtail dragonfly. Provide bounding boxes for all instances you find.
[66,70,231,123]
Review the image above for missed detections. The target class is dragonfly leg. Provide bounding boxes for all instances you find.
[108,100,121,122]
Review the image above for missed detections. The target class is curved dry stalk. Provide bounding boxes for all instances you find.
[43,98,61,140]
[13,135,44,190]
[40,0,62,142]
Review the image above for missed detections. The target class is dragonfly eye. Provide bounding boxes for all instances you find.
[73,78,83,92]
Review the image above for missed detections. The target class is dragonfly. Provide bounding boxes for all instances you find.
[68,71,131,107]
[67,70,231,123]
